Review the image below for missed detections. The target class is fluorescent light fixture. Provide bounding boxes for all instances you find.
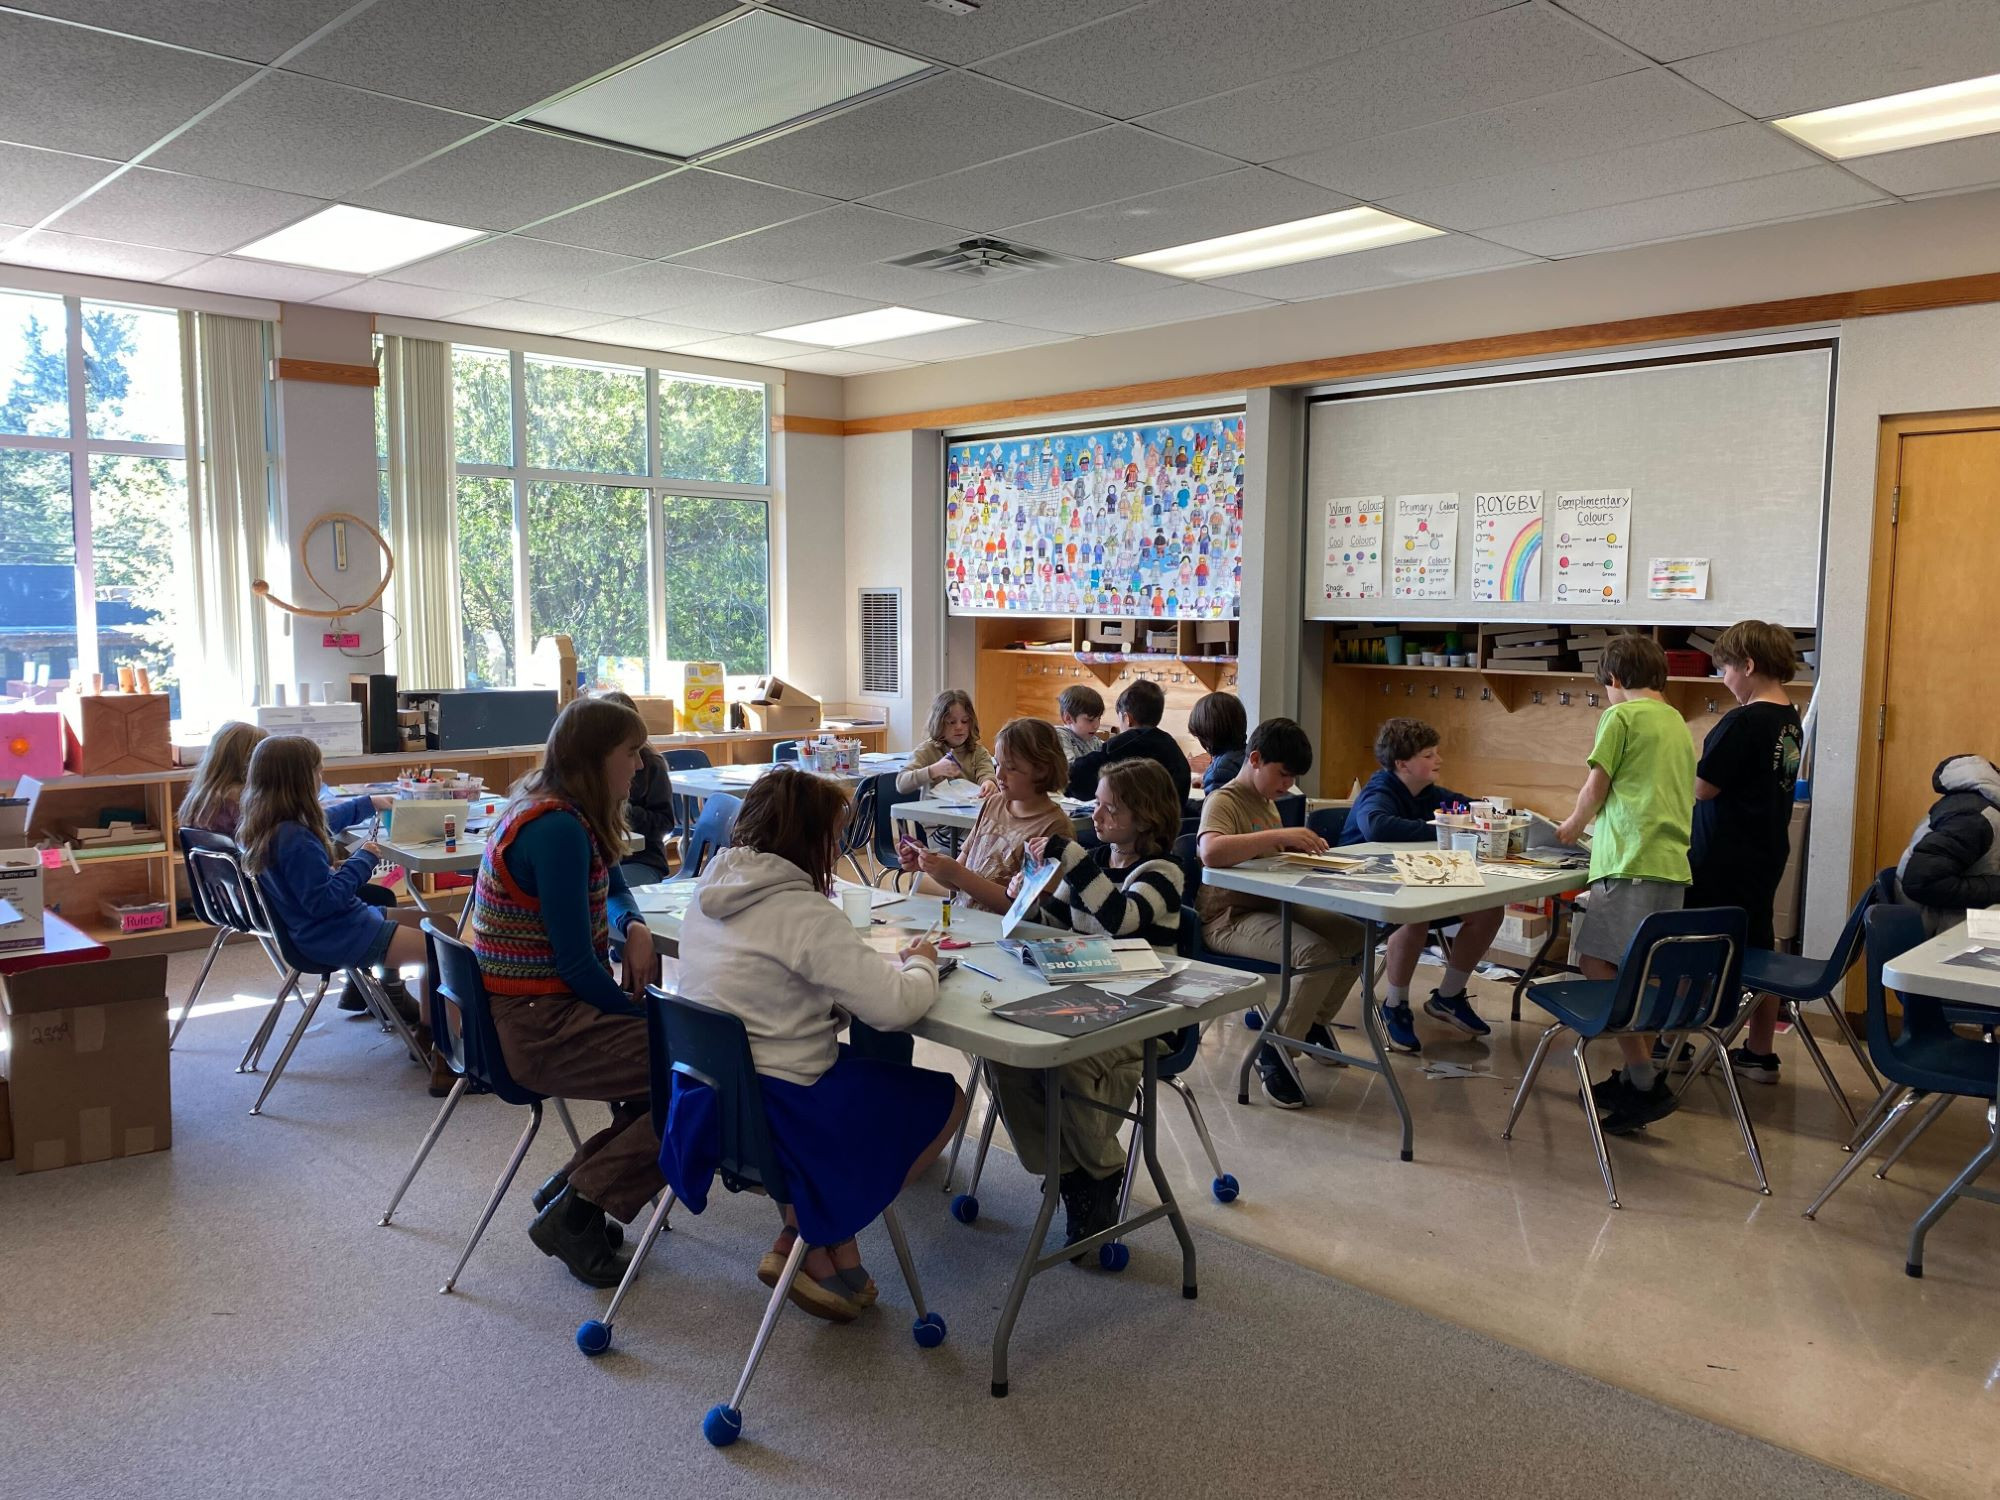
[233,205,483,274]
[766,306,973,347]
[1773,72,2000,159]
[1118,206,1443,280]
[526,10,930,159]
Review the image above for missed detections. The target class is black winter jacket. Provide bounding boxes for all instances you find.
[1895,754,2000,931]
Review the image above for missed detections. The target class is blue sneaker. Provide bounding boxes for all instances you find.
[1424,989,1491,1039]
[1380,1002,1422,1054]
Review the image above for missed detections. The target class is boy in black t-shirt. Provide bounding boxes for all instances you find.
[1685,621,1803,1084]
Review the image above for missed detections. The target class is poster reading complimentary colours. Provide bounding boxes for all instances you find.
[1472,489,1544,603]
[944,414,1246,618]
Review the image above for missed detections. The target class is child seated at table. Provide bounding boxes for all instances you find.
[1340,717,1503,1052]
[899,718,1074,912]
[1055,683,1105,763]
[1067,678,1192,807]
[594,690,676,887]
[1188,691,1246,795]
[674,767,966,1322]
[1893,753,2000,936]
[897,689,997,795]
[176,720,269,837]
[993,757,1187,1256]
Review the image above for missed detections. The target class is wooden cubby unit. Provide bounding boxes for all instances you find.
[972,615,1240,739]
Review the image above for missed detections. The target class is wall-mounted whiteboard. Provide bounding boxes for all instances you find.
[1304,346,1831,626]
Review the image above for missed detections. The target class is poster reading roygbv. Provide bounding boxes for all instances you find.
[943,414,1246,618]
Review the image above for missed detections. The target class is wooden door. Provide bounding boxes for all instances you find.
[1860,418,2000,888]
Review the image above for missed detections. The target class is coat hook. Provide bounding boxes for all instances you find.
[1428,684,1440,699]
[1454,686,1465,700]
[1557,690,1571,707]
[1705,697,1718,715]
[1530,690,1544,706]
[1587,691,1602,708]
[1480,687,1493,702]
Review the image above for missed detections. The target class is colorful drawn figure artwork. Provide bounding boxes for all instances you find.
[945,414,1246,618]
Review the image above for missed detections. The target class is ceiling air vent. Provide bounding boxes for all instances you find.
[888,237,1069,279]
[859,588,902,697]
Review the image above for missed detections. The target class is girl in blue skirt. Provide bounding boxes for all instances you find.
[672,768,967,1323]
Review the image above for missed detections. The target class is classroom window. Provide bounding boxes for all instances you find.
[660,495,770,674]
[527,481,650,691]
[658,376,766,486]
[524,355,645,476]
[452,347,511,467]
[456,476,517,690]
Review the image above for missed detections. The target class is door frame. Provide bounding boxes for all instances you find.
[1852,407,2000,904]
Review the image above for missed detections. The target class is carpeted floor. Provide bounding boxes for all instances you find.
[0,946,1901,1499]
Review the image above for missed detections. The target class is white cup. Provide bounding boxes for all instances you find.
[840,886,872,927]
[1486,794,1512,813]
[1451,831,1481,856]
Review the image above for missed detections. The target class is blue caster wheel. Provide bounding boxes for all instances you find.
[703,1404,743,1448]
[1212,1173,1240,1204]
[912,1311,948,1348]
[575,1319,612,1356]
[1243,1008,1264,1031]
[950,1193,980,1225]
[1098,1241,1131,1273]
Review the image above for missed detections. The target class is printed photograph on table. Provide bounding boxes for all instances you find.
[943,412,1245,618]
[1320,495,1385,602]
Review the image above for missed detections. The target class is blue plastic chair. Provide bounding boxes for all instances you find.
[1305,806,1347,845]
[670,792,740,881]
[1277,793,1305,828]
[662,748,711,848]
[868,769,920,888]
[1502,907,1760,1208]
[376,921,581,1292]
[173,830,289,1049]
[576,987,944,1449]
[773,741,800,764]
[1801,906,2000,1274]
[1173,831,1281,1034]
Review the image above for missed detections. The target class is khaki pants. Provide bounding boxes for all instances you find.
[1206,906,1365,1037]
[490,993,664,1223]
[991,1042,1146,1179]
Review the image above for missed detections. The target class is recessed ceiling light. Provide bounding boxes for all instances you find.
[767,306,973,347]
[1773,72,2000,159]
[1118,207,1443,280]
[526,10,930,160]
[233,205,483,274]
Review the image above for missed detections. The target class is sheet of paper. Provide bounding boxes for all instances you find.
[1964,908,2000,943]
[1646,557,1709,600]
[1391,849,1482,886]
[1320,495,1384,603]
[1390,493,1459,601]
[1471,490,1543,603]
[1552,488,1632,606]
[999,854,1061,937]
[630,882,695,915]
[832,878,905,911]
[930,778,985,804]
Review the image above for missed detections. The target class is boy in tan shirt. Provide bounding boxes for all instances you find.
[1198,718,1365,1109]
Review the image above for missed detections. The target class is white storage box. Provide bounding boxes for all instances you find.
[0,847,46,954]
[253,702,365,757]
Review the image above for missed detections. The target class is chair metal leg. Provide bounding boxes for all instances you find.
[1571,1036,1621,1209]
[237,968,300,1073]
[595,1188,678,1333]
[725,1236,806,1415]
[553,1097,583,1152]
[1501,1023,1562,1139]
[379,1078,468,1225]
[1906,1122,2000,1276]
[962,1089,1000,1201]
[1168,1075,1227,1181]
[1788,1002,1859,1128]
[1844,1081,1902,1153]
[1509,918,1565,1023]
[248,976,329,1115]
[1874,1093,1953,1181]
[1821,995,1882,1092]
[1805,1088,1922,1219]
[879,1205,930,1319]
[168,928,228,1049]
[941,1059,984,1192]
[352,967,423,1066]
[441,1101,543,1294]
[1701,1026,1771,1196]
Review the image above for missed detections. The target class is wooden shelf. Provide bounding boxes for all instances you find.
[66,850,172,867]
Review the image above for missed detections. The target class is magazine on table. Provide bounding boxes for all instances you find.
[991,985,1169,1035]
[1943,945,2000,974]
[1129,968,1263,1008]
[998,934,1166,982]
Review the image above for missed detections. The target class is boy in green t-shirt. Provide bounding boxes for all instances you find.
[1556,635,1695,1135]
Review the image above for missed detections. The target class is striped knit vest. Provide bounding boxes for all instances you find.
[469,798,609,996]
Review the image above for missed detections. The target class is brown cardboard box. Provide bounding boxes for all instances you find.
[2,954,171,1173]
[629,696,678,735]
[729,676,821,734]
[58,690,172,774]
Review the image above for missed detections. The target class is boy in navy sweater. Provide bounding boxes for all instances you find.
[1339,717,1503,1051]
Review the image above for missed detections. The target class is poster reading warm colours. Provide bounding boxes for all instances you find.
[1321,496,1385,602]
[944,414,1246,618]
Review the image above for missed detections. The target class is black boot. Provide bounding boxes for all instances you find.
[530,1171,625,1249]
[1058,1168,1099,1263]
[529,1186,631,1288]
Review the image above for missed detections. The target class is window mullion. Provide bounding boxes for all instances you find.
[64,295,100,684]
[508,350,531,684]
[645,368,666,683]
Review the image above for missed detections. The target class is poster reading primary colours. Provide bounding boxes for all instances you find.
[944,413,1246,618]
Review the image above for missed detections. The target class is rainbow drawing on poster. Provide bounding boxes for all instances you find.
[1472,490,1544,604]
[943,414,1246,619]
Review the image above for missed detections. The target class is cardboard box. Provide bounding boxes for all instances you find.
[528,634,578,708]
[2,954,172,1173]
[728,675,821,734]
[59,689,172,774]
[665,661,726,734]
[629,695,677,735]
[253,701,365,757]
[0,849,44,954]
[0,707,64,779]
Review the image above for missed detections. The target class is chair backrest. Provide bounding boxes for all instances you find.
[179,825,238,930]
[1804,875,1886,992]
[677,792,740,879]
[1609,907,1748,1033]
[662,749,711,838]
[773,740,800,764]
[1863,904,1945,1067]
[646,985,791,1204]
[424,920,546,1107]
[1306,806,1347,845]
[1277,793,1305,828]
[869,770,919,869]
[838,774,876,860]
[184,841,270,940]
[662,749,712,773]
[1172,831,1203,910]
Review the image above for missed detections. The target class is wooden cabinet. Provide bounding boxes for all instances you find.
[969,615,1239,744]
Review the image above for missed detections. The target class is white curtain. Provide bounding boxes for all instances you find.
[381,335,463,687]
[181,311,270,723]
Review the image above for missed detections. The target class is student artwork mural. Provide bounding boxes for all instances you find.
[943,413,1246,618]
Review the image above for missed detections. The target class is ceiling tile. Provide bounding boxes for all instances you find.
[672,333,820,364]
[48,167,326,254]
[766,349,916,375]
[528,261,765,316]
[452,300,612,335]
[916,260,1184,322]
[148,72,484,199]
[313,282,490,318]
[1846,133,2000,196]
[1,229,205,280]
[1012,280,1277,337]
[283,0,739,118]
[0,143,117,225]
[1207,232,1535,300]
[385,236,648,299]
[166,257,361,299]
[353,126,669,234]
[563,316,718,349]
[977,0,1514,121]
[1671,0,2000,118]
[764,0,1134,65]
[1271,70,1744,200]
[1139,7,1640,163]
[1480,166,1889,256]
[1383,123,1820,231]
[0,225,29,247]
[865,126,1239,233]
[790,257,1022,309]
[0,14,256,159]
[5,0,359,62]
[671,204,966,282]
[851,320,1074,361]
[1562,0,1930,65]
[712,73,1104,200]
[1003,167,1353,260]
[655,283,881,335]
[525,169,835,258]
